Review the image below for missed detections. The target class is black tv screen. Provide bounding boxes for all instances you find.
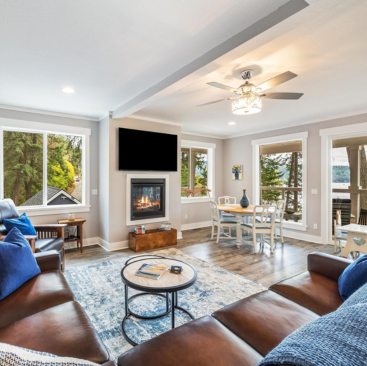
[118,128,178,171]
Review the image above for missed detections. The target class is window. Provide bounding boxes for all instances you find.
[252,132,307,230]
[181,140,215,202]
[0,119,90,214]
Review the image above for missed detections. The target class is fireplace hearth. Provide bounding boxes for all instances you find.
[131,178,165,221]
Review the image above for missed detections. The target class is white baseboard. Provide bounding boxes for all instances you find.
[181,221,212,231]
[177,231,183,240]
[64,236,99,250]
[97,237,129,252]
[283,229,323,244]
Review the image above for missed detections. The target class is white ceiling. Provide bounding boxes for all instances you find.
[134,0,367,138]
[0,0,293,119]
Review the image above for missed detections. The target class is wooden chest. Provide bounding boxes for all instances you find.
[128,228,177,252]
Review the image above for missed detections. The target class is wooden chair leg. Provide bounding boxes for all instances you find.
[270,231,274,253]
[211,222,214,240]
[61,246,65,271]
[216,225,220,244]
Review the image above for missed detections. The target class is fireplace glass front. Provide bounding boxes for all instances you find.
[131,179,165,221]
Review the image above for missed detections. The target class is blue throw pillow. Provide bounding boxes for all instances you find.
[338,254,367,301]
[3,212,37,235]
[0,227,40,300]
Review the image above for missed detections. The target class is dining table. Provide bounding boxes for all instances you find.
[217,204,275,248]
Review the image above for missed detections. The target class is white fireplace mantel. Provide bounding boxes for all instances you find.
[126,174,170,226]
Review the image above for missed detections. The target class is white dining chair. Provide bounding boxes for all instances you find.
[210,200,236,243]
[218,196,237,220]
[242,205,277,253]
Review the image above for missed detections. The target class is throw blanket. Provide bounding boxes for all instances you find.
[258,282,367,366]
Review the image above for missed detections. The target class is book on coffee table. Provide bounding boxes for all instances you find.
[135,263,169,280]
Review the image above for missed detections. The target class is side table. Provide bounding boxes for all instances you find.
[57,218,86,253]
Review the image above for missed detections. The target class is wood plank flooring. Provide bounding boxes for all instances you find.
[65,228,335,287]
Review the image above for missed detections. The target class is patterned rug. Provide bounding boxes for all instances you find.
[64,248,266,360]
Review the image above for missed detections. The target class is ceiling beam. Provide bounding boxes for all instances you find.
[112,0,309,119]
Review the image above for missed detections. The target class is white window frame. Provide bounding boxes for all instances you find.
[181,140,216,204]
[252,131,308,231]
[320,122,367,244]
[0,118,91,216]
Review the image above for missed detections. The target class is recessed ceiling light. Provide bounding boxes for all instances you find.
[228,122,236,125]
[62,87,75,94]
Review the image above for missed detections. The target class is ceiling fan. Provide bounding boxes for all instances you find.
[197,70,303,115]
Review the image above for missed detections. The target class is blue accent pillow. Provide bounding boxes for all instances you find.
[338,253,367,301]
[3,212,37,235]
[0,227,40,300]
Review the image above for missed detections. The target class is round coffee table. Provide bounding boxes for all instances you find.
[120,255,197,346]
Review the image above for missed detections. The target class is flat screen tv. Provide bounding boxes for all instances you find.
[118,128,178,171]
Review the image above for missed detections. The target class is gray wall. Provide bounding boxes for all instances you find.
[181,133,224,226]
[223,112,367,238]
[99,117,181,245]
[0,108,100,240]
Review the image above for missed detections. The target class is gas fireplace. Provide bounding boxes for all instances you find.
[130,178,166,221]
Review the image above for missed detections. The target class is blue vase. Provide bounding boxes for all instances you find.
[235,170,239,180]
[240,189,250,208]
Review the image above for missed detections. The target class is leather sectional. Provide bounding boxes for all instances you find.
[0,250,115,366]
[117,252,351,365]
[0,250,350,366]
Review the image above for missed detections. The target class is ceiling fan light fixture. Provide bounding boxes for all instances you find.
[232,94,262,115]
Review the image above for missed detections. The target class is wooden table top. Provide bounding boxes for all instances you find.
[121,258,196,291]
[217,204,275,214]
[57,218,86,224]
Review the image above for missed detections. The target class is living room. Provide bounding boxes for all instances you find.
[1,1,367,365]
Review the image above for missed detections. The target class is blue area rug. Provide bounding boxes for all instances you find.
[64,248,266,360]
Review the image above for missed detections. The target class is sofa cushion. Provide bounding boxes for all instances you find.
[117,316,263,366]
[270,271,343,316]
[0,270,74,328]
[3,212,37,235]
[0,228,40,300]
[338,253,367,301]
[0,301,110,364]
[0,342,100,366]
[35,237,64,252]
[212,290,319,357]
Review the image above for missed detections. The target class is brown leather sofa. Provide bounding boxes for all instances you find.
[117,252,351,366]
[0,250,116,366]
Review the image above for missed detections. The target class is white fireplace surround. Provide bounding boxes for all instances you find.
[126,174,170,226]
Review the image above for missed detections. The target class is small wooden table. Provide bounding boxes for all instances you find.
[120,255,197,346]
[339,224,367,257]
[57,218,86,253]
[217,204,275,248]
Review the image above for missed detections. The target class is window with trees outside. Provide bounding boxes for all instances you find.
[181,146,210,198]
[260,140,303,224]
[2,129,83,208]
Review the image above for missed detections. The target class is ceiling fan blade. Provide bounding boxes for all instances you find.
[207,82,236,92]
[257,71,298,92]
[197,99,229,107]
[262,92,304,100]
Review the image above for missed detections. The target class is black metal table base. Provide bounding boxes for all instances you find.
[121,285,195,346]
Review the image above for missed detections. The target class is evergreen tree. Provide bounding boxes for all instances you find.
[260,154,284,203]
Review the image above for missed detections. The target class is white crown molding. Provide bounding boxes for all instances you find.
[181,130,225,140]
[127,114,182,126]
[0,104,100,122]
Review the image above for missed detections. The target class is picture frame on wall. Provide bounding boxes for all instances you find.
[232,165,242,180]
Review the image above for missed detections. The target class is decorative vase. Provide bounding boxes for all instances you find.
[234,170,239,180]
[68,213,75,221]
[240,189,250,208]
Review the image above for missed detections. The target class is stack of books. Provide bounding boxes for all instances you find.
[159,223,171,231]
[134,225,145,234]
[135,263,169,280]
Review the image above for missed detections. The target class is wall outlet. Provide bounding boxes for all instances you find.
[185,214,188,220]
[311,189,318,194]
[92,189,98,196]
[313,224,318,230]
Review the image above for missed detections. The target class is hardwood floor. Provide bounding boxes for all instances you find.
[65,227,335,287]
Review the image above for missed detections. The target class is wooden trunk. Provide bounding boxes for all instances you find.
[129,228,177,252]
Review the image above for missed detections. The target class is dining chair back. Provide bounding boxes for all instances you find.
[242,204,277,253]
[359,208,367,226]
[218,196,236,205]
[209,200,236,243]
